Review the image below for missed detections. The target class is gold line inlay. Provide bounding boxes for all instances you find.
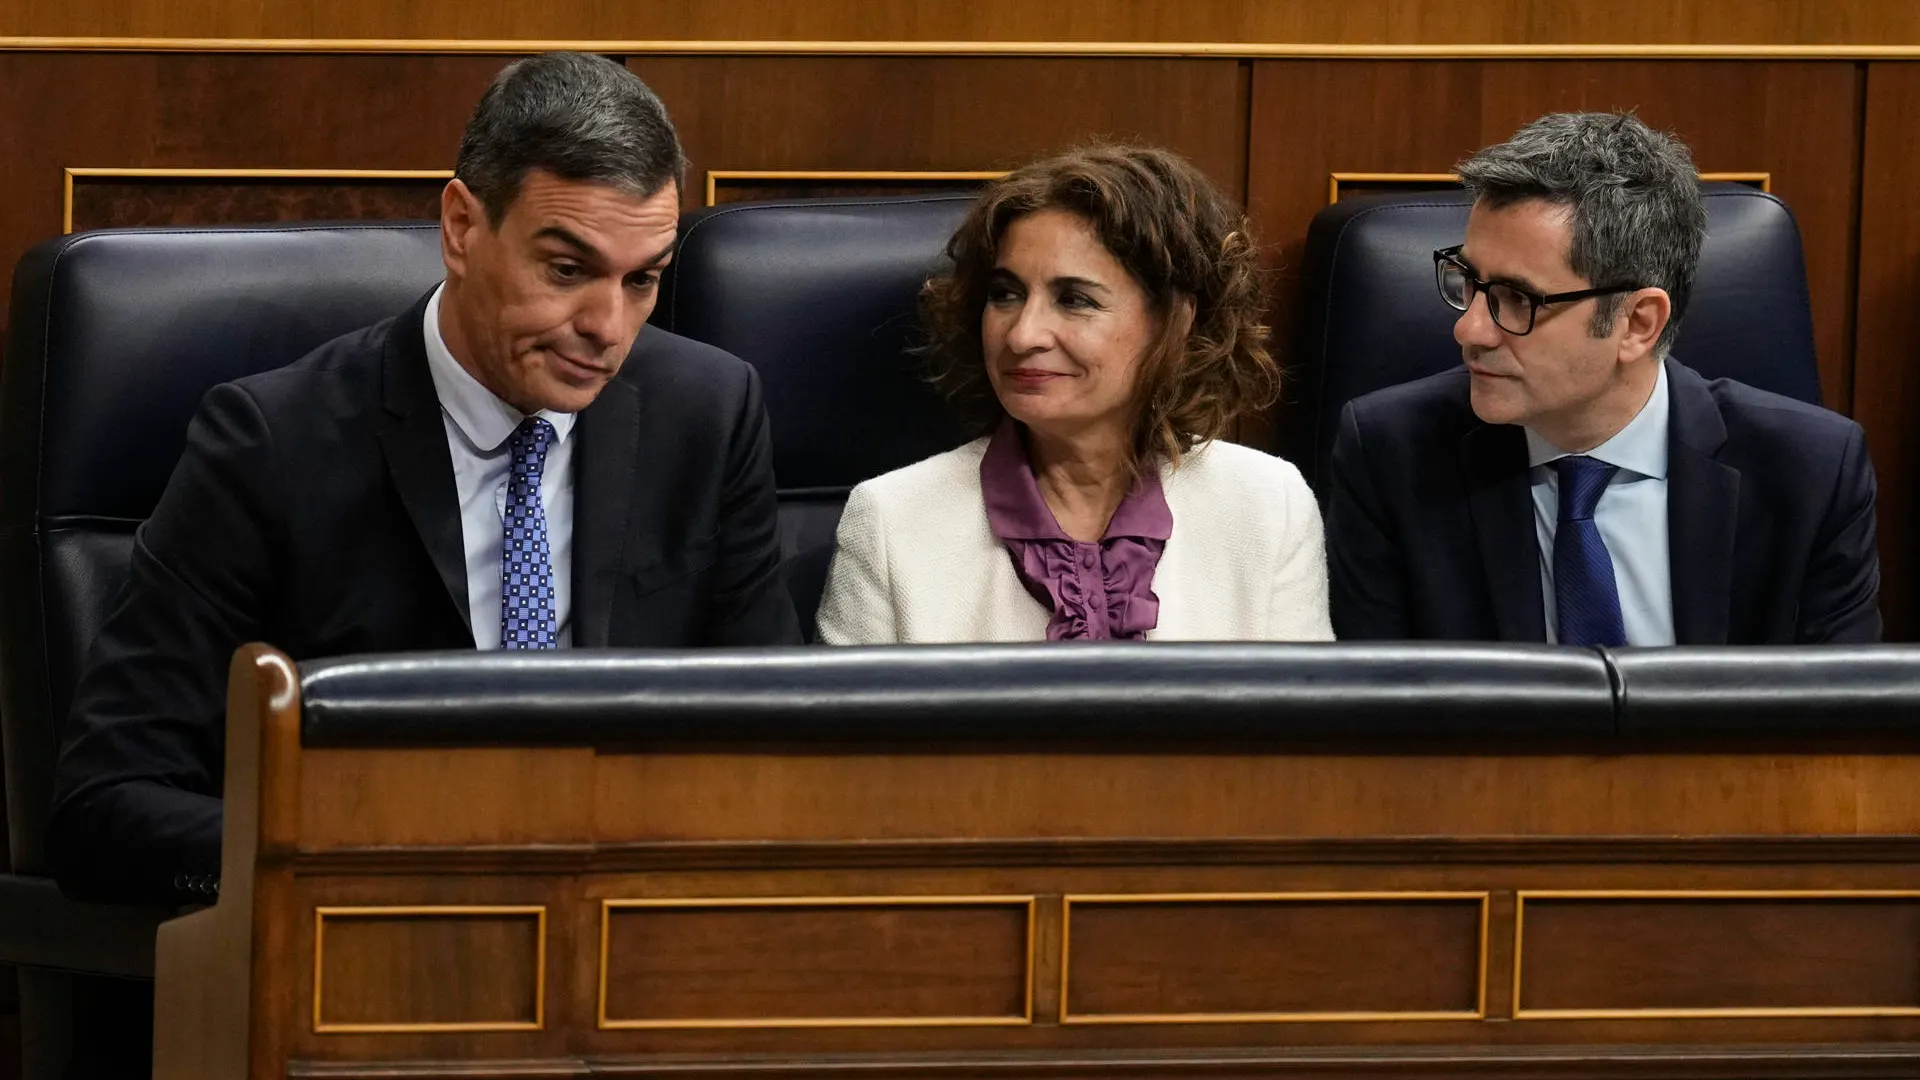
[703,169,1005,206]
[1513,889,1920,1021]
[1061,891,1489,1025]
[63,166,452,233]
[312,904,546,1035]
[597,894,1036,1030]
[1328,170,1771,204]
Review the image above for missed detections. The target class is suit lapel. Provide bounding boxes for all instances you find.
[1460,422,1546,641]
[376,291,473,639]
[1665,360,1738,645]
[570,375,641,648]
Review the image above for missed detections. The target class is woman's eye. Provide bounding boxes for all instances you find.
[985,283,1021,304]
[1059,290,1098,311]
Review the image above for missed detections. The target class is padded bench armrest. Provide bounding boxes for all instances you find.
[0,873,167,978]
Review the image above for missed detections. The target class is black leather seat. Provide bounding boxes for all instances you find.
[0,222,446,1079]
[1284,183,1823,489]
[651,195,973,635]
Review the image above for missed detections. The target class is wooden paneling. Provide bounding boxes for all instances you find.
[1061,894,1485,1021]
[313,907,545,1031]
[0,52,509,331]
[1246,59,1862,415]
[1516,893,1920,1016]
[1852,62,1920,641]
[67,173,446,232]
[586,751,1920,845]
[630,55,1249,210]
[597,898,1032,1027]
[300,747,596,849]
[7,0,1920,46]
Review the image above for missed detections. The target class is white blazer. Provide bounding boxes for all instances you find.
[816,436,1334,643]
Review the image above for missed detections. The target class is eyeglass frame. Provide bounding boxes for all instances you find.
[1432,244,1644,336]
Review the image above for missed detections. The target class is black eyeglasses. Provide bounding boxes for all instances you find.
[1433,245,1642,336]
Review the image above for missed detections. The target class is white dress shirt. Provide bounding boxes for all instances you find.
[1526,360,1674,646]
[422,284,577,648]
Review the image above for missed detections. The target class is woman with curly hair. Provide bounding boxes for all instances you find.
[816,144,1331,643]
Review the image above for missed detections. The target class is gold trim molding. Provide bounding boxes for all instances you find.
[1513,889,1920,1021]
[1328,170,1772,203]
[63,166,451,233]
[1060,891,1490,1025]
[312,904,547,1035]
[704,169,1005,206]
[8,39,1920,58]
[597,894,1037,1030]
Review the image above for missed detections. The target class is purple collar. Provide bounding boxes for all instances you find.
[980,419,1172,543]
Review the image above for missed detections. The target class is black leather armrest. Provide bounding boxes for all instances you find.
[300,643,1617,747]
[0,873,165,978]
[1611,646,1920,736]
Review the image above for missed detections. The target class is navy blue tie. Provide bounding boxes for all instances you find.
[500,417,558,650]
[1552,455,1626,647]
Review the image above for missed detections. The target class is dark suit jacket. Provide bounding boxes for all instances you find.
[1328,359,1880,645]
[50,290,803,904]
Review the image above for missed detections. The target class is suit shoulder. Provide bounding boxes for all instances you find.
[217,315,396,416]
[625,325,756,392]
[1707,373,1861,446]
[1173,439,1311,497]
[1342,367,1476,442]
[1168,439,1316,527]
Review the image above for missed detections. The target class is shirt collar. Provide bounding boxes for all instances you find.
[980,417,1173,543]
[1524,359,1670,480]
[422,283,577,454]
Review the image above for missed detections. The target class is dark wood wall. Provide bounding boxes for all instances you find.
[8,0,1920,44]
[1,49,1913,634]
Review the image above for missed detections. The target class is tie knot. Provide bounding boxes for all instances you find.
[1553,455,1616,523]
[509,416,556,478]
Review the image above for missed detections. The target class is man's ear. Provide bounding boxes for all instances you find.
[440,179,485,281]
[1617,286,1672,364]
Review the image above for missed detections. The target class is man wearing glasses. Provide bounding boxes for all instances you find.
[1326,112,1880,645]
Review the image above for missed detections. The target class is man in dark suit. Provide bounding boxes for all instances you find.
[1328,112,1879,645]
[50,53,804,909]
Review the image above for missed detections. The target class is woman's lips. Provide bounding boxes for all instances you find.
[1004,368,1069,385]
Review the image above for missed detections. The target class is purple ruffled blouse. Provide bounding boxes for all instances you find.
[979,419,1174,641]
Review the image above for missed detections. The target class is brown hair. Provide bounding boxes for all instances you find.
[920,143,1278,474]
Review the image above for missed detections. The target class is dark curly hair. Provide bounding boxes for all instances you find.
[921,143,1278,474]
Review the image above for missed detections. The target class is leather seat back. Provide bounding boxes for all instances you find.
[0,223,445,873]
[1284,184,1823,488]
[652,195,974,634]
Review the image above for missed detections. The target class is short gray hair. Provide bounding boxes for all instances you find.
[1456,112,1706,355]
[455,52,687,225]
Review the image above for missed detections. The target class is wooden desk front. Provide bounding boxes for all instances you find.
[153,647,1920,1078]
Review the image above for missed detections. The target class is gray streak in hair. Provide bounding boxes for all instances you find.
[1456,111,1707,355]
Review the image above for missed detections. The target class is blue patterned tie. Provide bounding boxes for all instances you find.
[500,417,558,650]
[1552,455,1626,647]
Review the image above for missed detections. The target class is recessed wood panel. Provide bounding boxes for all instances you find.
[632,55,1249,209]
[313,906,545,1032]
[598,897,1034,1028]
[0,52,512,332]
[67,171,445,232]
[1516,892,1920,1017]
[1062,893,1486,1021]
